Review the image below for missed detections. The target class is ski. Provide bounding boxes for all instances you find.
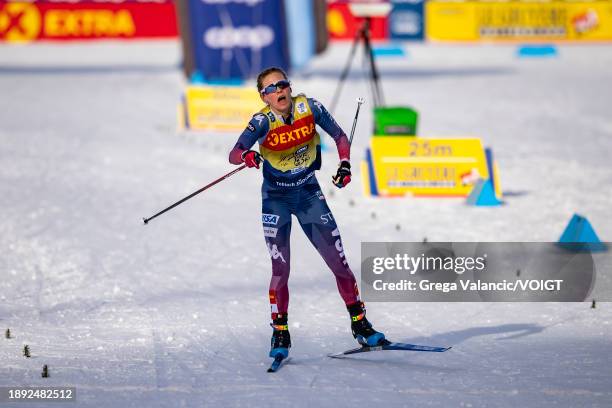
[267,355,291,372]
[328,340,451,358]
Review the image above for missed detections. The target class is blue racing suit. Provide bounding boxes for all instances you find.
[229,95,360,320]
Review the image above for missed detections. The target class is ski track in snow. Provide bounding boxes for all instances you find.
[1,41,611,407]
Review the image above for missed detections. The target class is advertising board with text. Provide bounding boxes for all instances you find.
[182,86,264,132]
[426,1,612,42]
[364,137,489,197]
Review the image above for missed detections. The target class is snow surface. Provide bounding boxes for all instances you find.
[1,40,611,407]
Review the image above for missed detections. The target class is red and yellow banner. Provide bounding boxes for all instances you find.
[0,1,177,42]
[426,1,612,42]
[327,2,389,40]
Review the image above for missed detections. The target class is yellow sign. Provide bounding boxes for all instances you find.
[426,1,612,42]
[364,137,489,197]
[182,86,264,132]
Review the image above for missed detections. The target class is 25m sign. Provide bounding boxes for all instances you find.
[0,1,177,42]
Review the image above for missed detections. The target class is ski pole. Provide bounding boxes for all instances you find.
[143,164,247,225]
[349,97,365,145]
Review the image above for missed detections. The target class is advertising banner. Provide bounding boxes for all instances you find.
[389,0,424,41]
[426,1,612,42]
[181,85,264,132]
[363,137,490,197]
[188,0,289,81]
[327,2,388,40]
[0,1,177,42]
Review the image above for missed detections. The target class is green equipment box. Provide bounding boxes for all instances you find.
[373,106,419,136]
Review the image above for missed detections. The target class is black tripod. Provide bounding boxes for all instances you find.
[329,17,385,114]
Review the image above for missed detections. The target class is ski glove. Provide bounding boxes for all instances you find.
[241,150,263,169]
[332,160,351,188]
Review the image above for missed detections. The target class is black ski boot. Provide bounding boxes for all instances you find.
[269,314,291,358]
[347,302,386,347]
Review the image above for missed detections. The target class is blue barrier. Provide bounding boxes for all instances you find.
[372,44,406,58]
[190,71,244,86]
[517,45,558,58]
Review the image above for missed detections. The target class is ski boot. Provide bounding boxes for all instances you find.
[347,302,386,347]
[269,314,291,358]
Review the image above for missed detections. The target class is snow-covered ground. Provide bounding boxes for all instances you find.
[1,40,611,407]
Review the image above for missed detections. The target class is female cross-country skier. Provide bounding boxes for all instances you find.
[228,67,385,359]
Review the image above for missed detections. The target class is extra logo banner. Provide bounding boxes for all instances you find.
[0,0,177,42]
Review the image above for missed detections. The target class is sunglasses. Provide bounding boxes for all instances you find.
[260,80,291,95]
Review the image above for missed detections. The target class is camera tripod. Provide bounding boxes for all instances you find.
[329,17,385,114]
